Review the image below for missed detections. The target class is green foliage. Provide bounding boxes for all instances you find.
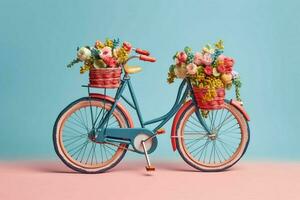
[91,48,100,59]
[184,46,194,64]
[113,38,120,49]
[167,64,176,84]
[212,49,223,67]
[67,58,80,68]
[233,77,242,101]
[172,52,178,60]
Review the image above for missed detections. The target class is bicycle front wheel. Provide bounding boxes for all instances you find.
[175,101,249,172]
[53,97,131,173]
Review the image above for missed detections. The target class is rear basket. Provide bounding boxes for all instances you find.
[89,67,121,88]
[193,87,225,110]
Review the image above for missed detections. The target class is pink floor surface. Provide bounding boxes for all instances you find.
[0,160,299,200]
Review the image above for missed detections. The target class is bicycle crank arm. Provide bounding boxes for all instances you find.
[96,128,158,154]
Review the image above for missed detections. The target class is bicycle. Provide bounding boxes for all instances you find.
[53,46,250,173]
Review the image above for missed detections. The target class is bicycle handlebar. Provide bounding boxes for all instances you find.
[135,48,150,56]
[139,55,156,62]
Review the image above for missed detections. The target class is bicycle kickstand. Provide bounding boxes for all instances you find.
[141,140,155,172]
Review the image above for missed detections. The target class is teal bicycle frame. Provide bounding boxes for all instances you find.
[87,73,211,154]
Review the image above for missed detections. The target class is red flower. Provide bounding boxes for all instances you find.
[122,42,132,52]
[223,57,234,73]
[204,66,213,75]
[103,56,117,67]
[217,64,226,73]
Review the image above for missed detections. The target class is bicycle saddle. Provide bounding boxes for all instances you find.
[124,65,142,74]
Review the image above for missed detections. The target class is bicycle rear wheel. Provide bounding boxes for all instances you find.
[53,97,131,173]
[175,102,249,171]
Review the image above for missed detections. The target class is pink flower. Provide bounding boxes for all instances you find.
[102,56,117,67]
[193,52,202,65]
[199,53,212,65]
[175,52,187,65]
[186,63,198,75]
[99,46,112,59]
[217,54,226,62]
[204,66,213,75]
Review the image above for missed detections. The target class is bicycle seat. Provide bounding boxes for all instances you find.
[124,65,142,74]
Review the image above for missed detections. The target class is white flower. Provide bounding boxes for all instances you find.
[231,70,240,79]
[213,67,220,77]
[77,47,91,61]
[174,66,187,78]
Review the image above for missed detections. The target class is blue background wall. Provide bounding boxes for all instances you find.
[0,0,299,160]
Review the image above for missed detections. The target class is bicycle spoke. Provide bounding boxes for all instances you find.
[79,109,89,131]
[219,123,239,135]
[190,139,209,158]
[68,140,89,153]
[99,144,104,163]
[199,140,210,163]
[108,119,118,127]
[212,110,218,130]
[209,141,215,164]
[186,136,207,150]
[84,107,90,129]
[64,125,86,136]
[217,139,235,156]
[93,106,104,127]
[103,145,108,160]
[71,141,88,158]
[216,114,233,131]
[74,112,89,132]
[93,144,98,164]
[63,135,86,143]
[67,117,87,130]
[215,141,226,162]
[80,141,89,163]
[187,118,206,131]
[219,134,241,140]
[190,115,206,131]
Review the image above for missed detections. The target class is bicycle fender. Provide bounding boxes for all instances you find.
[170,100,193,151]
[89,93,134,127]
[230,99,250,121]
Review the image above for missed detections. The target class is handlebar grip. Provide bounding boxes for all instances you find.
[135,48,150,56]
[139,55,156,62]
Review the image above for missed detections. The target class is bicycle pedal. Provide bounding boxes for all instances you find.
[156,128,166,135]
[145,166,155,171]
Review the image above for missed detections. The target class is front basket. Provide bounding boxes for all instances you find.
[193,87,225,110]
[89,67,122,88]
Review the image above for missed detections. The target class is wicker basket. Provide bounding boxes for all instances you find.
[89,67,122,88]
[193,87,225,110]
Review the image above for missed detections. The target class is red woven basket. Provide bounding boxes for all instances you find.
[89,67,122,88]
[193,87,225,110]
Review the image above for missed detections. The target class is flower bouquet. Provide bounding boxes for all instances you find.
[67,38,132,88]
[167,40,242,110]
